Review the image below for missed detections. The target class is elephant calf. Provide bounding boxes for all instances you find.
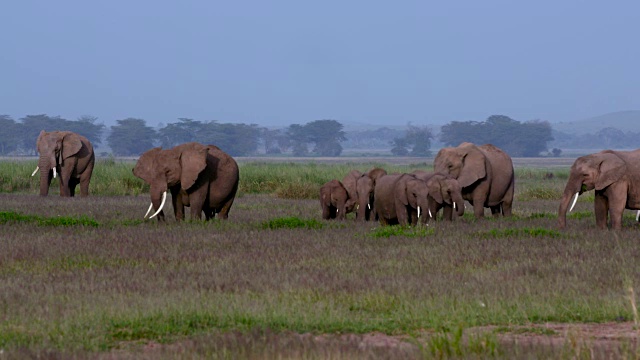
[374,173,429,226]
[412,171,465,221]
[320,180,350,220]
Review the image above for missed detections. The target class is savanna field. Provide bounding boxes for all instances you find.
[1,158,640,359]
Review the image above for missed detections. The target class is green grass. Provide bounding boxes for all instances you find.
[1,159,638,358]
[368,224,435,238]
[0,211,99,227]
[262,216,324,230]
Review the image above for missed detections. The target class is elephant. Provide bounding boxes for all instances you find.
[434,142,514,218]
[342,169,362,213]
[412,171,465,221]
[374,173,429,226]
[320,179,349,220]
[355,167,387,221]
[558,149,640,230]
[133,142,239,222]
[31,130,95,197]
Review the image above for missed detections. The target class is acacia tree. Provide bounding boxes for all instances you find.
[157,118,201,148]
[439,115,553,157]
[0,115,19,154]
[107,118,157,156]
[286,120,346,156]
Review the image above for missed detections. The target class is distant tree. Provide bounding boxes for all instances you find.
[157,118,201,148]
[261,128,288,154]
[439,120,487,147]
[195,121,260,156]
[66,115,105,147]
[107,118,157,156]
[405,124,434,156]
[390,137,410,156]
[551,148,562,157]
[284,120,346,156]
[17,114,69,154]
[286,124,310,156]
[0,115,19,154]
[305,120,347,156]
[440,115,553,157]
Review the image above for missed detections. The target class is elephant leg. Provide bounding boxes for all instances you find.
[502,182,515,217]
[170,187,185,221]
[217,195,235,220]
[395,200,408,226]
[322,203,331,220]
[472,195,485,218]
[68,178,79,197]
[59,177,71,197]
[79,172,92,197]
[490,206,501,217]
[189,197,205,220]
[594,194,608,229]
[608,196,626,231]
[443,205,453,221]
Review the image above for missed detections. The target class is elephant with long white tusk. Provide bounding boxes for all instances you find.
[558,149,640,230]
[133,142,239,222]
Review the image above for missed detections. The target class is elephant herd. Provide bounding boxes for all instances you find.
[322,142,640,230]
[31,131,239,222]
[29,130,640,230]
[321,142,514,225]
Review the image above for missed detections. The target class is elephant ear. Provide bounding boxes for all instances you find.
[457,147,486,188]
[395,178,409,206]
[61,132,83,160]
[180,145,208,191]
[428,179,444,204]
[595,153,626,190]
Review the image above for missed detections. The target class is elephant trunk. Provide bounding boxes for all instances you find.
[453,192,465,217]
[148,184,168,221]
[38,155,53,196]
[558,172,582,228]
[356,193,370,221]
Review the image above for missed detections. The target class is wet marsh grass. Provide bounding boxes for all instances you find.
[0,160,639,357]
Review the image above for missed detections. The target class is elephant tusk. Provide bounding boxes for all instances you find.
[636,210,640,222]
[367,203,370,210]
[31,166,39,176]
[453,202,457,210]
[569,192,579,212]
[148,191,167,219]
[428,209,433,218]
[143,202,154,219]
[417,206,421,218]
[53,168,57,179]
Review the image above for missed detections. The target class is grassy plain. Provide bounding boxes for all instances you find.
[0,158,639,358]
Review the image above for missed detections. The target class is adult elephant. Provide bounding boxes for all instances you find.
[374,173,429,226]
[355,167,387,221]
[342,169,362,214]
[434,142,514,218]
[133,142,239,222]
[320,179,349,220]
[32,130,95,197]
[412,171,465,221]
[558,149,640,230]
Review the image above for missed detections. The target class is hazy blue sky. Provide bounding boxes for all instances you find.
[1,1,638,127]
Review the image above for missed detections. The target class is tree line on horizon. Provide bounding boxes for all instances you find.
[5,113,629,158]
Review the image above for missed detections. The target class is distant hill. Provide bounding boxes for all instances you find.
[552,111,640,135]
